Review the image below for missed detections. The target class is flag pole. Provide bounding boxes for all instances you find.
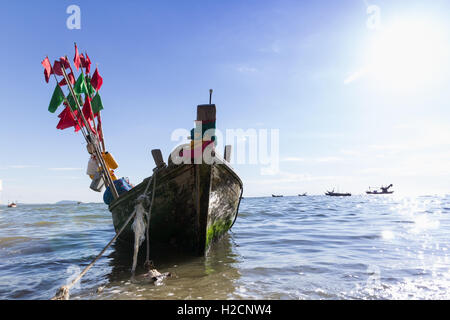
[75,43,104,152]
[51,64,116,198]
[89,60,107,152]
[61,63,119,200]
[96,110,106,151]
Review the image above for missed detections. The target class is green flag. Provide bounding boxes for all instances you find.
[48,85,65,113]
[91,92,104,114]
[86,76,95,97]
[73,73,88,95]
[67,92,82,111]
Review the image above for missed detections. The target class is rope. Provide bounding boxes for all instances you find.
[52,168,160,300]
[51,203,139,300]
[131,168,159,273]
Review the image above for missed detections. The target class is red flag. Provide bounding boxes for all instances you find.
[57,106,78,130]
[58,72,76,86]
[53,61,63,76]
[41,57,53,83]
[53,57,71,76]
[84,53,92,74]
[96,112,104,142]
[74,44,81,71]
[57,103,86,132]
[80,53,85,66]
[90,68,103,91]
[82,97,95,121]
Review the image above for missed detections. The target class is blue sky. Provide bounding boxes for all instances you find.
[1,0,450,203]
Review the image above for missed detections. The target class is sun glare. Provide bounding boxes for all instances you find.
[366,17,449,90]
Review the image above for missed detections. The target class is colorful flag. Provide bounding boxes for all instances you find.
[67,92,82,111]
[82,97,95,121]
[91,92,104,114]
[41,57,53,83]
[80,97,98,133]
[60,57,71,69]
[53,60,63,76]
[90,68,103,91]
[86,76,95,96]
[97,112,104,142]
[58,72,76,86]
[57,106,78,130]
[53,57,71,76]
[84,53,92,74]
[73,73,88,95]
[48,85,65,113]
[74,44,81,71]
[80,53,85,66]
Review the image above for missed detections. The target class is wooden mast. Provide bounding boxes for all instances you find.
[61,63,119,200]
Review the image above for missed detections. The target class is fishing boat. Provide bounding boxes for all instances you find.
[298,193,307,197]
[325,190,351,197]
[366,184,394,195]
[43,47,243,299]
[7,202,17,208]
[109,103,243,256]
[43,47,243,256]
[272,194,283,197]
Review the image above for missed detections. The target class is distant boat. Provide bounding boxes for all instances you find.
[366,184,394,195]
[298,193,307,197]
[272,194,283,198]
[325,190,351,197]
[7,202,17,208]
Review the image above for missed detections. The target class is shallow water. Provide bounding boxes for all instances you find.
[1,195,450,300]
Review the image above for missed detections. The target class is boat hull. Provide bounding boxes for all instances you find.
[109,160,243,256]
[366,191,394,194]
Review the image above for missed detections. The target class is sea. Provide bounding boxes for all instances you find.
[1,195,450,300]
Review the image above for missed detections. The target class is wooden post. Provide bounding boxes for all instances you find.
[61,65,119,200]
[224,145,232,162]
[151,149,166,169]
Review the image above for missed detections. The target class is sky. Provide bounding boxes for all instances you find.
[1,0,450,203]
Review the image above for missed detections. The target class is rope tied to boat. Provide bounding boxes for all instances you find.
[51,200,140,300]
[131,168,170,283]
[51,168,163,300]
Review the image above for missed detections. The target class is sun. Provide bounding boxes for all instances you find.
[365,16,449,91]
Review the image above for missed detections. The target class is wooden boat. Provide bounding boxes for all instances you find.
[366,184,394,195]
[272,194,283,197]
[325,191,351,197]
[108,103,243,256]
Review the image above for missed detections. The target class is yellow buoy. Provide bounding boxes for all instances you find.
[102,152,119,169]
[110,170,118,181]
